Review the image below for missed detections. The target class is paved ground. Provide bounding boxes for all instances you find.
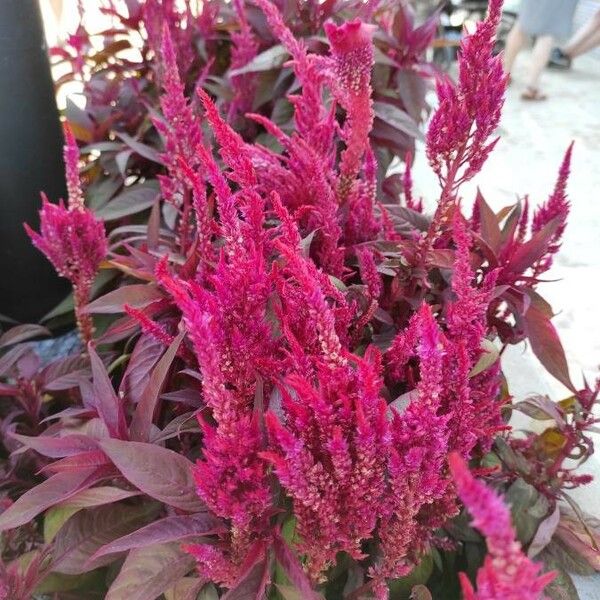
[413,50,600,598]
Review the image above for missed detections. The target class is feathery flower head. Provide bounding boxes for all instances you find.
[194,415,272,530]
[531,142,573,275]
[263,353,389,580]
[426,0,507,186]
[449,453,555,600]
[63,125,85,211]
[324,19,376,195]
[25,196,106,287]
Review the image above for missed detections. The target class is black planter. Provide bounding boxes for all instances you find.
[0,0,69,323]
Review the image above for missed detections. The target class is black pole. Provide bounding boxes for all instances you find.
[0,0,69,323]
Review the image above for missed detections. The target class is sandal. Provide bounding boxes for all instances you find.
[521,86,547,101]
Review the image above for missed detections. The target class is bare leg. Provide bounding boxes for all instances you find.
[525,34,554,90]
[503,22,528,75]
[563,10,600,58]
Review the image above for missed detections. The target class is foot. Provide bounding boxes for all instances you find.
[548,48,572,70]
[521,86,547,101]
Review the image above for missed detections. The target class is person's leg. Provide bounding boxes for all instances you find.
[526,35,554,89]
[522,34,554,99]
[563,9,600,58]
[503,22,528,75]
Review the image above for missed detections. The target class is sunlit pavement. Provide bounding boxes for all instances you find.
[414,51,600,598]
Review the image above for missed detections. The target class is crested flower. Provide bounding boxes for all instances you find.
[263,349,389,581]
[375,305,450,587]
[426,0,506,190]
[154,24,208,254]
[185,416,272,587]
[531,142,573,276]
[227,0,259,122]
[63,125,85,211]
[324,19,376,197]
[356,246,383,301]
[25,130,107,345]
[449,453,555,600]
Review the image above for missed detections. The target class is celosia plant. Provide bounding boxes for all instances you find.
[1,0,599,599]
[24,126,107,345]
[449,453,556,600]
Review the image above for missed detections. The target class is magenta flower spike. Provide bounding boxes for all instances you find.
[324,19,376,197]
[449,453,556,600]
[426,0,507,192]
[25,128,107,345]
[531,142,574,275]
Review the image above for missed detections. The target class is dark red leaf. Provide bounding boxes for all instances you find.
[52,502,158,574]
[504,218,561,275]
[222,544,270,600]
[42,450,112,474]
[105,543,195,600]
[98,439,204,512]
[523,304,574,391]
[10,433,98,458]
[119,333,164,405]
[91,512,223,561]
[88,344,128,440]
[0,468,99,531]
[129,331,184,442]
[85,284,164,314]
[476,189,501,253]
[0,324,50,348]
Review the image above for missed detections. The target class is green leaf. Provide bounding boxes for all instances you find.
[539,545,581,599]
[505,478,549,545]
[35,569,106,595]
[469,338,500,377]
[388,554,434,599]
[44,505,80,543]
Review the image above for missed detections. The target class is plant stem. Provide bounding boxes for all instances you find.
[73,281,94,347]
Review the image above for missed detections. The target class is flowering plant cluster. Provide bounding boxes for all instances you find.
[1,1,599,599]
[50,0,439,236]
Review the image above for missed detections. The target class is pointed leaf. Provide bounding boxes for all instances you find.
[373,101,422,140]
[98,439,204,512]
[106,542,195,600]
[528,505,560,558]
[59,486,141,510]
[523,305,574,391]
[130,331,184,441]
[222,549,270,600]
[120,334,165,406]
[0,468,98,531]
[85,284,164,314]
[96,183,160,221]
[273,533,320,600]
[505,218,561,275]
[475,189,501,253]
[230,44,289,76]
[92,512,223,561]
[0,324,50,348]
[116,132,164,164]
[10,433,98,458]
[52,502,158,574]
[89,344,128,439]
